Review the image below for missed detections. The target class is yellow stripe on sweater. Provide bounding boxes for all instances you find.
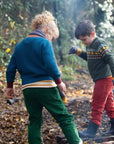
[22,80,57,90]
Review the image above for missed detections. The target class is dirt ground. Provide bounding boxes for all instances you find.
[0,73,114,144]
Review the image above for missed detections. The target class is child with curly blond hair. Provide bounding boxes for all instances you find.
[6,11,82,144]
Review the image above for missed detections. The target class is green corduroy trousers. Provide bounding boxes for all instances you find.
[23,87,80,144]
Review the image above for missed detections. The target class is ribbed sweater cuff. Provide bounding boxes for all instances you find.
[76,48,82,55]
[55,78,62,84]
[7,82,13,88]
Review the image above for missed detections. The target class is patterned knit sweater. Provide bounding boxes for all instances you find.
[76,37,114,82]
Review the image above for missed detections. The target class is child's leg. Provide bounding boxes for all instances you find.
[105,90,114,118]
[42,87,81,144]
[91,78,113,125]
[103,90,114,136]
[23,87,81,144]
[23,89,43,144]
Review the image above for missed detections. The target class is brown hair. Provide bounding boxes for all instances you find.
[75,20,95,39]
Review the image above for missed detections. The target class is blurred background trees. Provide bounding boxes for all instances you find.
[0,0,114,79]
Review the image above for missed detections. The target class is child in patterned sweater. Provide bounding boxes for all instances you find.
[69,20,114,138]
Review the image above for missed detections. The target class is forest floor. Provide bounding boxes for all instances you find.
[0,69,114,144]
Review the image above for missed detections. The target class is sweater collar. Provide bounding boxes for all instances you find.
[88,37,101,49]
[29,29,46,38]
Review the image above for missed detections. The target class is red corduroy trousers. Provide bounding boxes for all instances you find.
[91,77,114,125]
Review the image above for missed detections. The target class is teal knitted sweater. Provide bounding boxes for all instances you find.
[77,37,114,82]
[6,30,61,86]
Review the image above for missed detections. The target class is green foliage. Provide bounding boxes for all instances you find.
[0,0,30,68]
[0,0,114,69]
[0,17,30,67]
[60,65,75,81]
[0,36,11,67]
[96,0,114,47]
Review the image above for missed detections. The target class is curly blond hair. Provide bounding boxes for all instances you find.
[31,11,54,30]
[30,11,59,40]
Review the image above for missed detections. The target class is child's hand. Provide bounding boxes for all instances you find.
[5,88,14,99]
[69,46,78,54]
[57,82,66,92]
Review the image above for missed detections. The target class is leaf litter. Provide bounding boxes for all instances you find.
[0,69,113,144]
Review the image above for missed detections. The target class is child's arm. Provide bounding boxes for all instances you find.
[6,53,16,99]
[69,46,87,60]
[102,46,114,81]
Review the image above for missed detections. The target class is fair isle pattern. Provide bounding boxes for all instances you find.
[22,80,57,90]
[87,46,110,59]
